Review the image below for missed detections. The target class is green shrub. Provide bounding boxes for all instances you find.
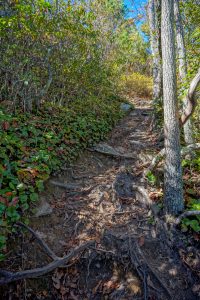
[120,73,153,98]
[0,96,125,260]
[181,199,200,233]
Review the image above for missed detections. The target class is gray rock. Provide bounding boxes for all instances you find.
[91,143,135,159]
[92,143,121,156]
[34,198,53,217]
[120,103,132,112]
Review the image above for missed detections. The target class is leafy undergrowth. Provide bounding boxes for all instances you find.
[0,96,127,260]
[181,155,200,234]
[147,154,200,235]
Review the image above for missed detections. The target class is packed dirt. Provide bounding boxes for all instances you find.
[1,98,199,300]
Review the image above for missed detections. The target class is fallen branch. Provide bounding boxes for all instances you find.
[145,143,200,175]
[0,228,95,285]
[175,211,200,225]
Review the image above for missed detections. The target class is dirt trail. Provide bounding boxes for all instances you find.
[3,99,199,299]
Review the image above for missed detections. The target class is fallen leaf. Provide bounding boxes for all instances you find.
[127,275,141,295]
[138,236,145,247]
[2,121,9,131]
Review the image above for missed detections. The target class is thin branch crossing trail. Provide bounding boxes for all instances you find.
[1,99,198,299]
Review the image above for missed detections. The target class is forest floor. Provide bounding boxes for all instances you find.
[1,98,200,300]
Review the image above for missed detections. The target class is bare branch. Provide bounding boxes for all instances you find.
[181,68,200,125]
[175,211,200,225]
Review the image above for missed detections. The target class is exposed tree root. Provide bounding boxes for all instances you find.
[128,235,172,300]
[16,222,59,260]
[0,223,95,285]
[103,230,172,300]
[132,184,152,208]
[49,180,81,190]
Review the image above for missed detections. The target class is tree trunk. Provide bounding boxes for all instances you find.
[148,0,162,103]
[174,0,194,144]
[161,0,184,214]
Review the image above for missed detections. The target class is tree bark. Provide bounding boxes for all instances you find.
[161,0,184,214]
[174,0,194,144]
[181,68,200,125]
[148,0,162,102]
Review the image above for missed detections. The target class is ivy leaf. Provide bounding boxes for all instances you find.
[30,193,38,202]
[6,206,20,221]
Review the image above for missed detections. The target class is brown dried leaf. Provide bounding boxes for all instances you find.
[138,236,145,247]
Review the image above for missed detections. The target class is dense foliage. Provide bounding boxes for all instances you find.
[181,0,200,140]
[0,0,149,111]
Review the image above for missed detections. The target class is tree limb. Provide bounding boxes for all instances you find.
[175,211,200,225]
[145,143,200,175]
[181,68,200,125]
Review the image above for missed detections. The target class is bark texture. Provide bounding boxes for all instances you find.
[161,0,184,214]
[174,0,194,144]
[181,68,200,125]
[148,0,162,101]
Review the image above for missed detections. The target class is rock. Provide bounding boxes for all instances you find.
[93,143,120,156]
[129,140,145,147]
[90,143,135,159]
[34,198,53,217]
[120,103,132,112]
